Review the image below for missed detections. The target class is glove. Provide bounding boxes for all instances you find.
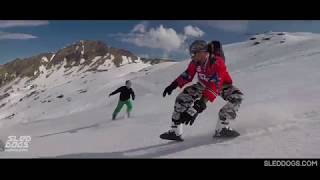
[180,99,206,126]
[180,107,198,126]
[163,81,178,97]
[193,99,207,113]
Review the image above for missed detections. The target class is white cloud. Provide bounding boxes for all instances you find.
[122,24,185,51]
[184,25,204,37]
[132,24,146,33]
[0,20,49,28]
[117,24,205,52]
[0,31,37,40]
[195,20,249,33]
[131,21,149,33]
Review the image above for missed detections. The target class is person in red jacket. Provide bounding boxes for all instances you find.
[160,40,243,141]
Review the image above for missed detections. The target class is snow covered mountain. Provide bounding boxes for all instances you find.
[0,40,172,87]
[0,40,173,125]
[1,32,320,158]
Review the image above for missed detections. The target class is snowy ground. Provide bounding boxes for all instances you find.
[1,32,320,158]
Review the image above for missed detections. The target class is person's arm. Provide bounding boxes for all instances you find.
[216,55,233,90]
[131,89,135,100]
[212,42,232,85]
[163,61,196,97]
[175,61,197,88]
[223,70,233,86]
[109,87,122,97]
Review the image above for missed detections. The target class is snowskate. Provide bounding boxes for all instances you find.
[213,127,240,138]
[160,130,184,142]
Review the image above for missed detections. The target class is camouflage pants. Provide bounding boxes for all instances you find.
[171,83,205,125]
[171,83,243,128]
[216,85,243,131]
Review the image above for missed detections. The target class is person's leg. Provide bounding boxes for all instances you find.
[170,83,204,136]
[125,100,133,118]
[112,101,125,120]
[215,85,243,137]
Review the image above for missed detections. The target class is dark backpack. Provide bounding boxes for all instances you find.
[207,40,225,63]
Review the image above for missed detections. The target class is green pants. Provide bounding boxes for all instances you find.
[112,100,133,118]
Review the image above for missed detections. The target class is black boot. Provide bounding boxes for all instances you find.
[160,130,184,141]
[214,127,240,138]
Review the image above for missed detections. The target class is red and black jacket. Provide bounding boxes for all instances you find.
[174,54,232,102]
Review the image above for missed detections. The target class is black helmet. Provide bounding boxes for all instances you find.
[189,40,208,55]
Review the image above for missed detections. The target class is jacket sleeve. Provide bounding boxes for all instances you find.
[174,61,197,88]
[214,50,232,85]
[130,89,135,100]
[223,70,233,85]
[216,56,233,89]
[109,87,121,96]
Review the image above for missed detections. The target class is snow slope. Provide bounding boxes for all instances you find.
[0,55,151,127]
[1,32,320,158]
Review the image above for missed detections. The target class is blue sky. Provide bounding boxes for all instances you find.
[1,20,320,64]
